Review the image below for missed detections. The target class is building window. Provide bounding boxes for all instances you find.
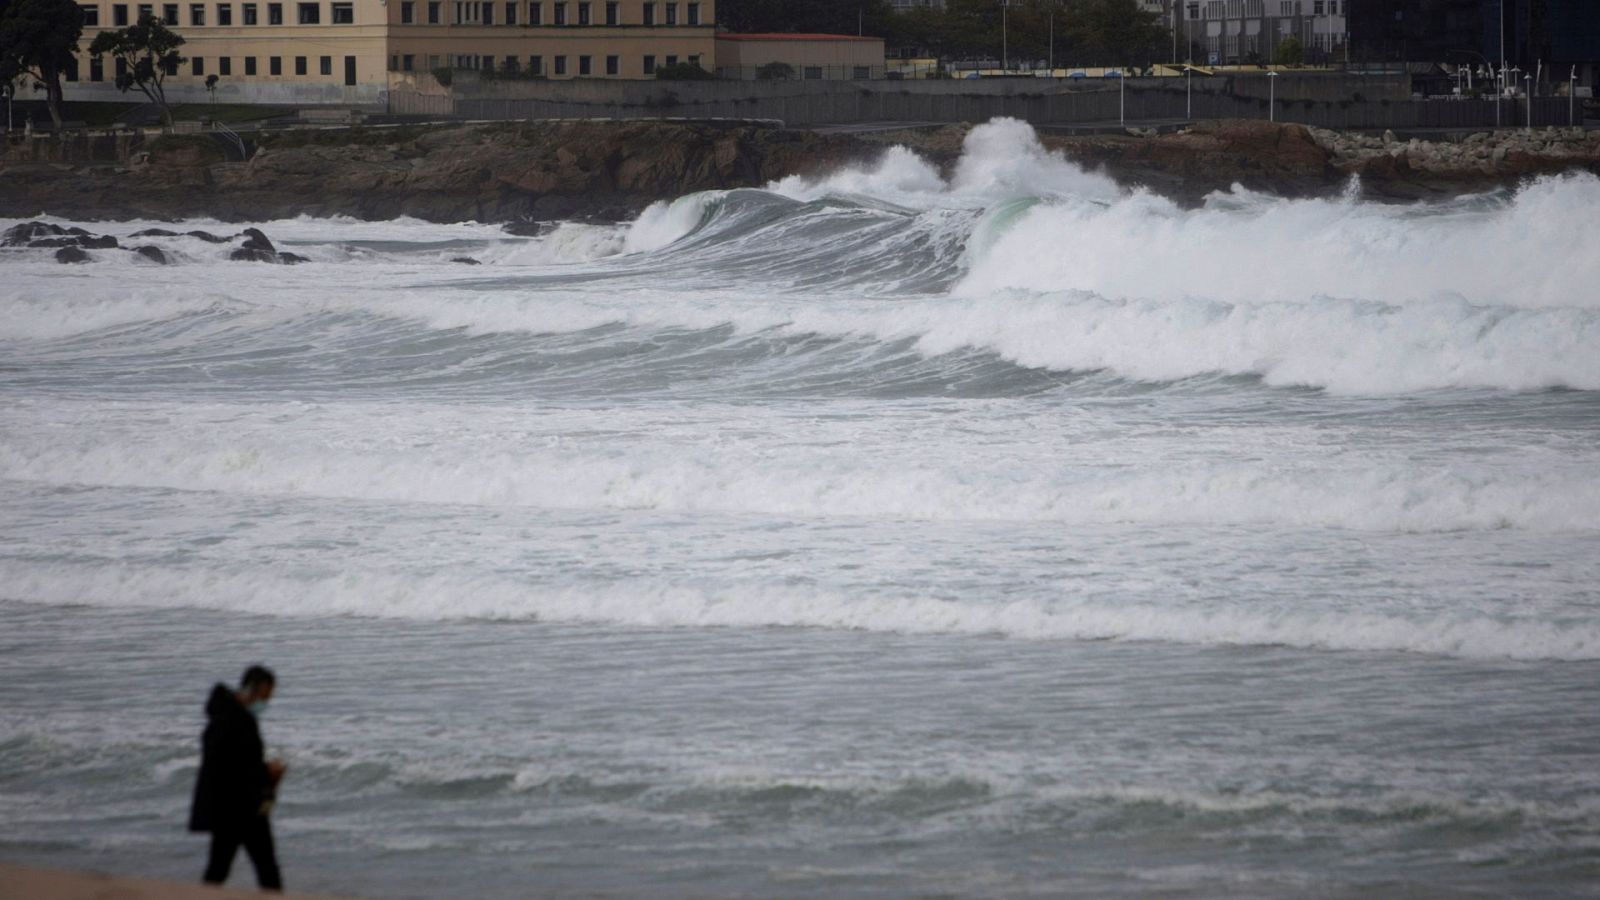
[641,1,652,25]
[1313,0,1323,12]
[686,1,697,25]
[604,0,616,23]
[528,1,539,23]
[665,54,676,66]
[90,56,104,80]
[294,55,306,74]
[163,54,178,74]
[244,56,256,74]
[553,55,565,74]
[65,57,78,81]
[505,2,515,23]
[853,65,870,79]
[193,56,204,75]
[577,1,588,24]
[162,3,177,23]
[402,54,414,70]
[320,55,331,74]
[218,3,232,23]
[401,0,413,21]
[268,2,282,23]
[137,3,152,20]
[642,53,654,73]
[270,55,281,75]
[115,57,127,78]
[578,54,590,74]
[528,54,541,74]
[553,1,564,24]
[80,4,100,25]
[297,2,318,22]
[113,3,128,24]
[190,3,204,24]
[219,56,231,74]
[243,3,256,23]
[605,54,617,75]
[663,1,674,25]
[331,1,352,21]
[427,1,439,21]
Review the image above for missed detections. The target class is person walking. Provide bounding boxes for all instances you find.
[189,665,286,891]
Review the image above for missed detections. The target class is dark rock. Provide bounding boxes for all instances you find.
[501,220,554,237]
[3,221,67,246]
[185,230,234,243]
[450,257,482,265]
[239,227,276,254]
[29,234,119,249]
[54,246,90,263]
[277,252,310,264]
[132,245,169,264]
[229,247,277,262]
[131,228,181,237]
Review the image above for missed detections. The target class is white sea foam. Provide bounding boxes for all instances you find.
[2,410,1595,532]
[3,559,1594,660]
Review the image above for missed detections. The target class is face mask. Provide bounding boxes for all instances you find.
[248,700,269,716]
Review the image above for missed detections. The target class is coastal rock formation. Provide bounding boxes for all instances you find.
[2,119,1597,223]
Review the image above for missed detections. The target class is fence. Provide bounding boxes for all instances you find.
[389,75,1580,131]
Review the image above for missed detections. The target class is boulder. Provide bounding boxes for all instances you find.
[450,257,482,265]
[132,245,169,264]
[3,221,67,246]
[131,228,181,237]
[54,246,90,263]
[229,247,277,263]
[185,230,234,243]
[277,252,310,264]
[239,227,277,254]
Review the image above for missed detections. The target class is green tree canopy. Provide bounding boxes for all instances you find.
[1273,35,1304,66]
[89,12,185,125]
[717,0,897,38]
[0,0,85,129]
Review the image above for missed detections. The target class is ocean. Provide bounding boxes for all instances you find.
[2,119,1598,897]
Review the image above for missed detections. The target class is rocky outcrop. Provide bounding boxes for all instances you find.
[0,121,868,224]
[3,120,1597,223]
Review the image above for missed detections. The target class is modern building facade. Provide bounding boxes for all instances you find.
[1175,0,1348,64]
[60,0,716,107]
[1348,0,1597,86]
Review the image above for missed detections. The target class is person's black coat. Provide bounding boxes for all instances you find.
[188,684,270,832]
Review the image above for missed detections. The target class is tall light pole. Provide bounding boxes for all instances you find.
[1119,68,1125,126]
[1524,74,1532,130]
[1186,64,1192,118]
[1002,0,1009,73]
[1572,66,1579,126]
[1268,69,1278,121]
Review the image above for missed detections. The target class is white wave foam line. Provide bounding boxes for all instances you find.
[769,117,1124,208]
[962,169,1600,310]
[2,425,1597,532]
[622,192,724,254]
[4,560,1596,660]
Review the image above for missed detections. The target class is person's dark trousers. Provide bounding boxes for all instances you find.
[203,815,282,890]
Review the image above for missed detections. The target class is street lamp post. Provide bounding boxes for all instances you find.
[1002,0,1009,73]
[1185,64,1192,119]
[1268,69,1278,122]
[1572,66,1579,126]
[1119,68,1126,126]
[1524,74,1532,130]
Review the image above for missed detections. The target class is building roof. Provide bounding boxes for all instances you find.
[716,33,883,43]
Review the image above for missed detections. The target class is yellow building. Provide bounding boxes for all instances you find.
[714,33,885,81]
[62,0,716,107]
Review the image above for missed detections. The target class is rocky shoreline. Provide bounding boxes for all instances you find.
[1,118,1597,224]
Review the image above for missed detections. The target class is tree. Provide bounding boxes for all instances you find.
[89,12,185,126]
[0,0,84,130]
[717,0,896,38]
[1272,35,1303,67]
[1062,0,1168,67]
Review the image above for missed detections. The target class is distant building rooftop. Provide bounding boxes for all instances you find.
[717,33,882,42]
